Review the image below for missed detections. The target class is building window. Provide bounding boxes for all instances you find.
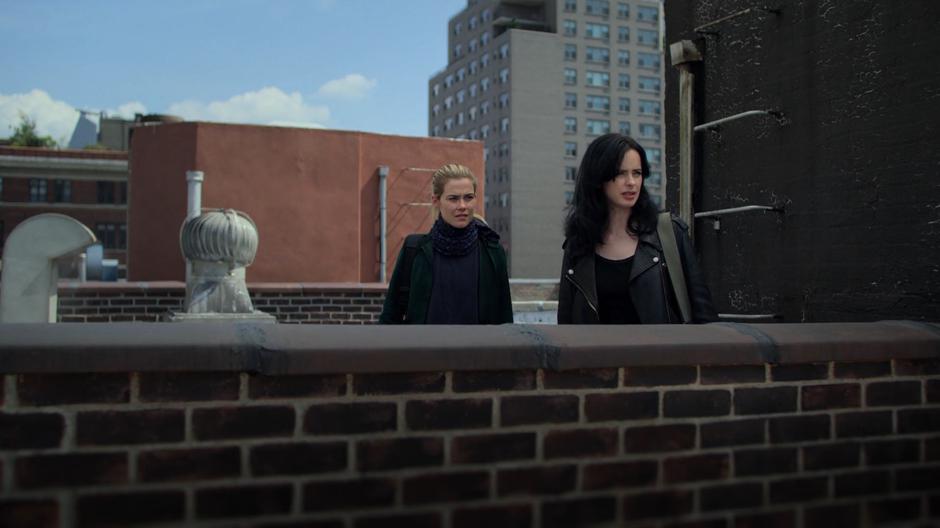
[617,26,629,42]
[647,172,663,188]
[638,99,661,115]
[499,43,510,59]
[637,5,659,22]
[469,106,477,121]
[499,93,510,108]
[454,44,462,58]
[469,129,478,140]
[469,15,478,30]
[469,38,477,54]
[432,83,440,97]
[564,67,577,85]
[563,19,577,36]
[638,76,661,93]
[564,44,577,61]
[618,49,630,66]
[586,95,610,111]
[481,31,490,46]
[53,179,71,203]
[639,123,661,140]
[457,89,466,103]
[95,223,127,250]
[619,121,631,135]
[445,96,454,109]
[97,181,117,204]
[585,23,609,40]
[432,125,441,137]
[481,101,490,115]
[565,141,578,157]
[586,119,610,135]
[457,112,465,125]
[564,0,576,13]
[618,97,630,113]
[564,116,578,133]
[499,142,509,157]
[586,70,610,87]
[646,147,662,164]
[481,124,490,138]
[481,78,490,92]
[501,117,510,133]
[458,67,466,82]
[638,51,661,70]
[585,0,609,17]
[482,8,492,21]
[454,22,462,35]
[445,74,454,87]
[618,73,631,89]
[29,178,47,202]
[637,28,659,46]
[565,191,574,205]
[565,166,577,181]
[469,84,478,98]
[469,60,478,76]
[585,46,609,63]
[432,104,441,117]
[617,2,629,18]
[499,67,509,83]
[445,118,454,131]
[565,92,578,109]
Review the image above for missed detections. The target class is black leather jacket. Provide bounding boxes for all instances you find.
[558,217,718,324]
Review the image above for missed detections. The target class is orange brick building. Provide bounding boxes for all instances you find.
[129,122,484,282]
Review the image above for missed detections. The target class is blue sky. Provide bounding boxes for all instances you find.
[0,0,465,144]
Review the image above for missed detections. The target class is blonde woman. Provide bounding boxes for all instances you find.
[380,164,513,324]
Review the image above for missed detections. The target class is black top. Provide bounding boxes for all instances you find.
[595,253,641,324]
[426,243,480,323]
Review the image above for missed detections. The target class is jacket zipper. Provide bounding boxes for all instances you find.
[565,274,599,317]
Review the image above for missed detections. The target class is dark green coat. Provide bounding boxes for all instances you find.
[379,233,513,324]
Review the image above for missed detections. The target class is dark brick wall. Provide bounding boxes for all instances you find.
[54,282,386,324]
[1,359,938,527]
[664,1,940,322]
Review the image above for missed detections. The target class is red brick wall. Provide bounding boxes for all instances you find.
[55,282,386,324]
[0,322,938,527]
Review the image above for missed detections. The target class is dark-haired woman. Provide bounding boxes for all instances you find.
[558,133,717,324]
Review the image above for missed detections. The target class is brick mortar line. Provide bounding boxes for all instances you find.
[4,476,938,523]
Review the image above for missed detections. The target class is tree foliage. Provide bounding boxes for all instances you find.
[9,112,57,148]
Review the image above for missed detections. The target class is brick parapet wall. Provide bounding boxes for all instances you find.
[52,281,559,324]
[0,322,937,527]
[55,281,388,324]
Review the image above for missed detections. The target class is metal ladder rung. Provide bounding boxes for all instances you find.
[694,110,783,132]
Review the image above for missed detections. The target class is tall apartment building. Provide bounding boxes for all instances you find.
[429,0,665,277]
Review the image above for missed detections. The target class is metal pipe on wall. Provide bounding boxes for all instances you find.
[378,166,389,283]
[670,40,702,238]
[184,170,204,306]
[186,171,204,221]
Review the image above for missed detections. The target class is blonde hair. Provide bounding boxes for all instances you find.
[431,164,477,198]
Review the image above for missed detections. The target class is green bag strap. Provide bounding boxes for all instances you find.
[657,212,692,323]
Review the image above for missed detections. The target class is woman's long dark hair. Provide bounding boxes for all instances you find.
[563,133,659,259]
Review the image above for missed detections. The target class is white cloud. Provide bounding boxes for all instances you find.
[168,86,329,128]
[108,101,147,119]
[317,74,377,100]
[0,89,80,144]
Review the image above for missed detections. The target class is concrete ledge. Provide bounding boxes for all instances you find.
[0,321,936,374]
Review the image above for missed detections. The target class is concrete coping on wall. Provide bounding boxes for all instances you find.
[0,320,937,375]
